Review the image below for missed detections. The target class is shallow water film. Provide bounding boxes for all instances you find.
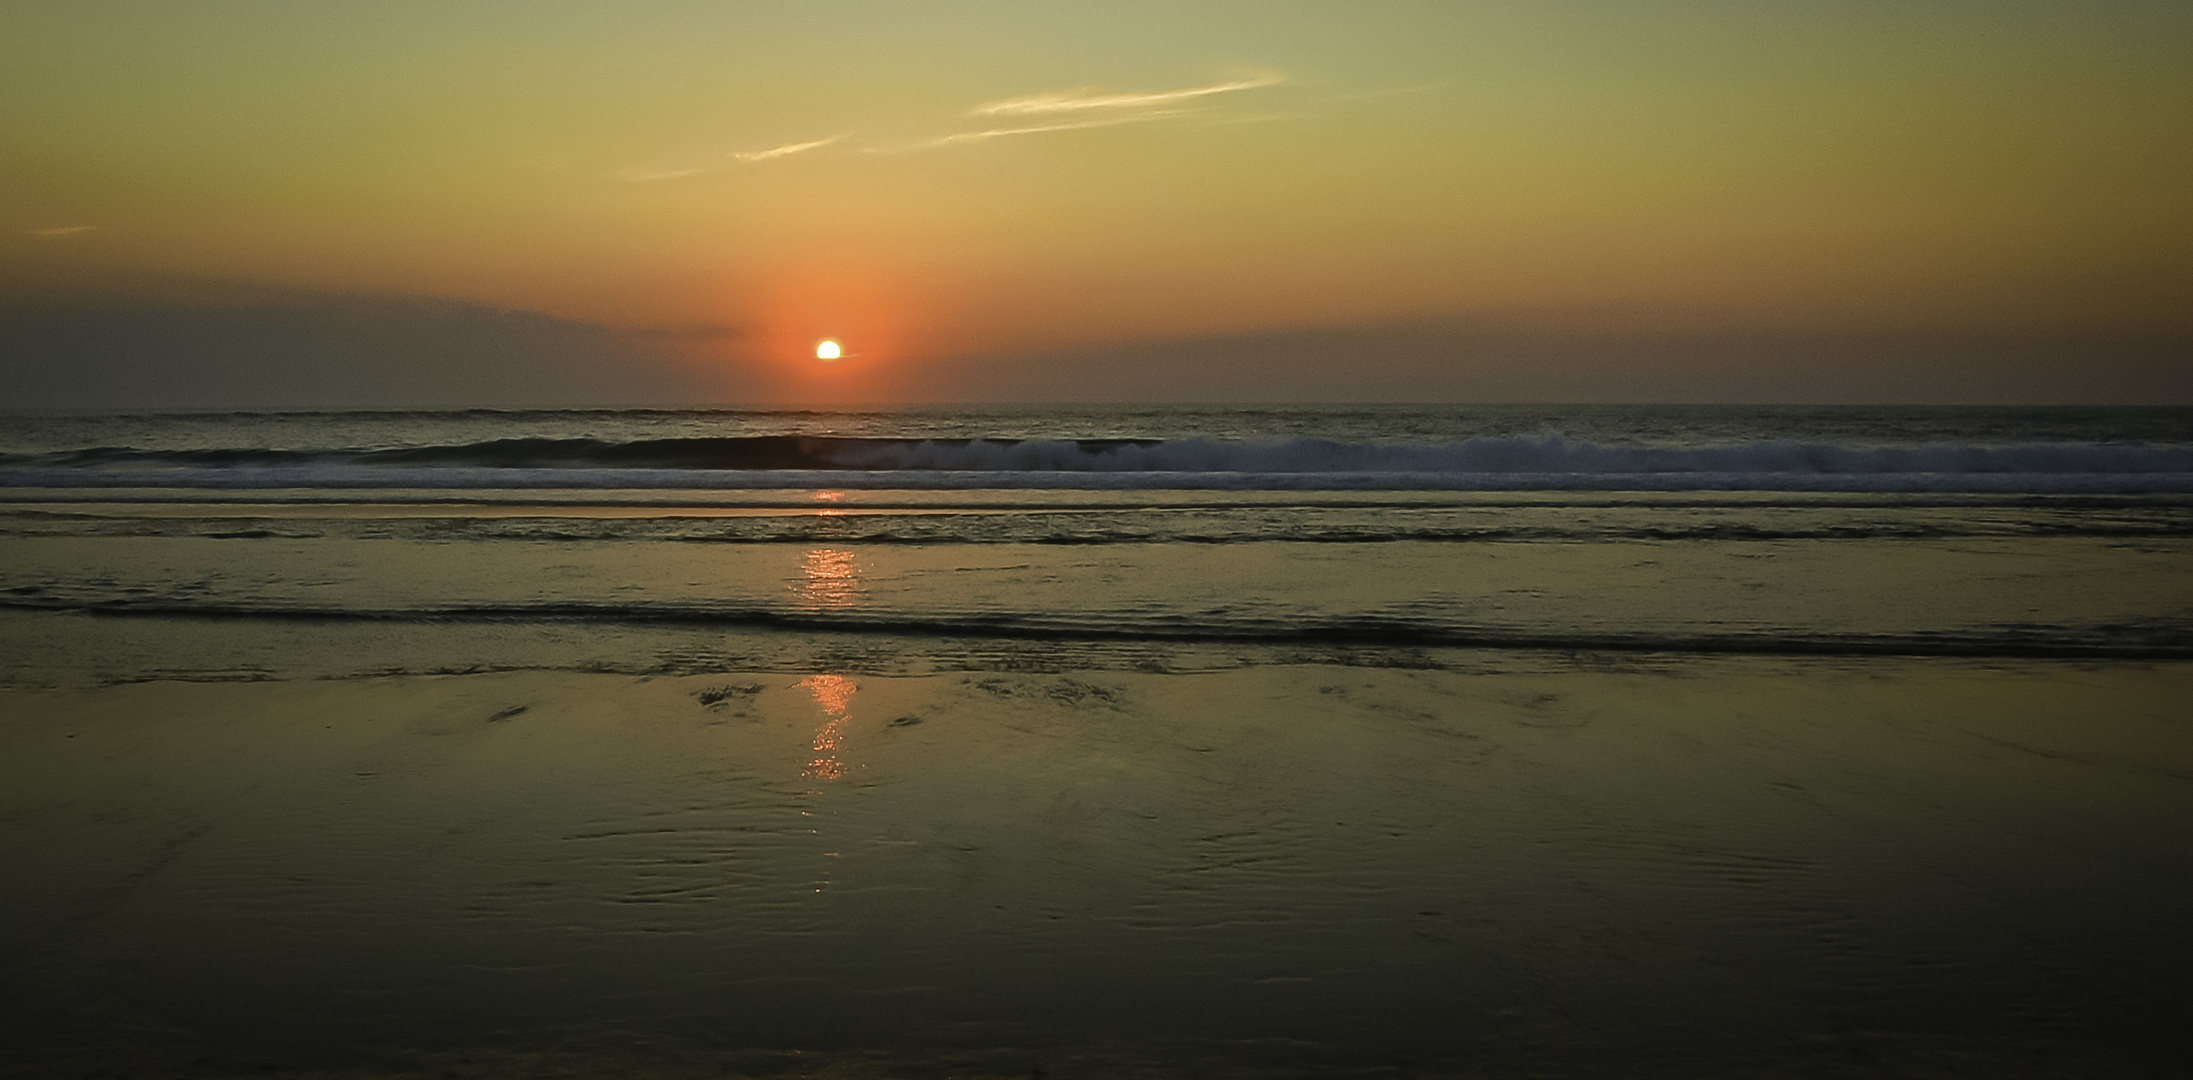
[5,660,2191,1078]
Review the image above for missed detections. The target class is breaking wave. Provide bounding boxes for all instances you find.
[5,435,2192,492]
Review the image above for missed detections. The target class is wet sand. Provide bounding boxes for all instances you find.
[4,655,2189,1077]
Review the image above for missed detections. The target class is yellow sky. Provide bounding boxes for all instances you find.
[4,1,2188,401]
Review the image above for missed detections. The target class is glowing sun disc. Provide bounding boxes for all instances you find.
[815,340,842,361]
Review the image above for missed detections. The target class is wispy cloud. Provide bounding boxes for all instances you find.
[28,225,96,237]
[624,72,1287,172]
[860,72,1285,153]
[884,111,1183,152]
[731,134,844,163]
[621,134,846,182]
[972,74,1282,117]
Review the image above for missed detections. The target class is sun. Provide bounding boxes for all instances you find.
[815,339,842,361]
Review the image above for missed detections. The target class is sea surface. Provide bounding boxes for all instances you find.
[2,404,2190,1077]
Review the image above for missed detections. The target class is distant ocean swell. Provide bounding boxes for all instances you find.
[5,435,2193,492]
[4,510,2186,544]
[2,594,2185,659]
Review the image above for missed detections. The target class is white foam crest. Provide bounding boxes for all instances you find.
[4,465,2192,493]
[821,436,2193,476]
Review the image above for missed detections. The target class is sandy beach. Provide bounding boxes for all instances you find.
[6,655,2189,1077]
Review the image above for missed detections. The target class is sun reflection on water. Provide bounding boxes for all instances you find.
[793,549,862,779]
[800,673,857,715]
[798,673,857,780]
[799,548,857,609]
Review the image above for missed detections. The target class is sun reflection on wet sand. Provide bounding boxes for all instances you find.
[797,674,857,780]
[794,547,862,778]
[799,548,857,609]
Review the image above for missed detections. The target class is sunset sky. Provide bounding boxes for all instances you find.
[4,1,2188,405]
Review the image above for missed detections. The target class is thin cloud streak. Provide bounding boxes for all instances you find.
[621,134,845,182]
[731,134,845,163]
[631,72,1280,167]
[29,226,97,237]
[868,112,1182,154]
[936,112,1182,145]
[972,74,1282,117]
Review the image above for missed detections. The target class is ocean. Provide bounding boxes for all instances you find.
[2,404,2190,1077]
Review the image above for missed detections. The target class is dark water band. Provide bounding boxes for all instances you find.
[7,598,2185,660]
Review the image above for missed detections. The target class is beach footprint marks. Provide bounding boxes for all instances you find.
[1504,689,1604,730]
[694,683,764,707]
[964,674,1127,708]
[950,675,1143,749]
[693,682,765,722]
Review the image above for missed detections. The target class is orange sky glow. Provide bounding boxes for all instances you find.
[3,2,2187,404]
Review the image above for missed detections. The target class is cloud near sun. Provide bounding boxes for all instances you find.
[621,72,1284,177]
[892,73,1284,151]
[968,74,1284,117]
[731,135,847,163]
